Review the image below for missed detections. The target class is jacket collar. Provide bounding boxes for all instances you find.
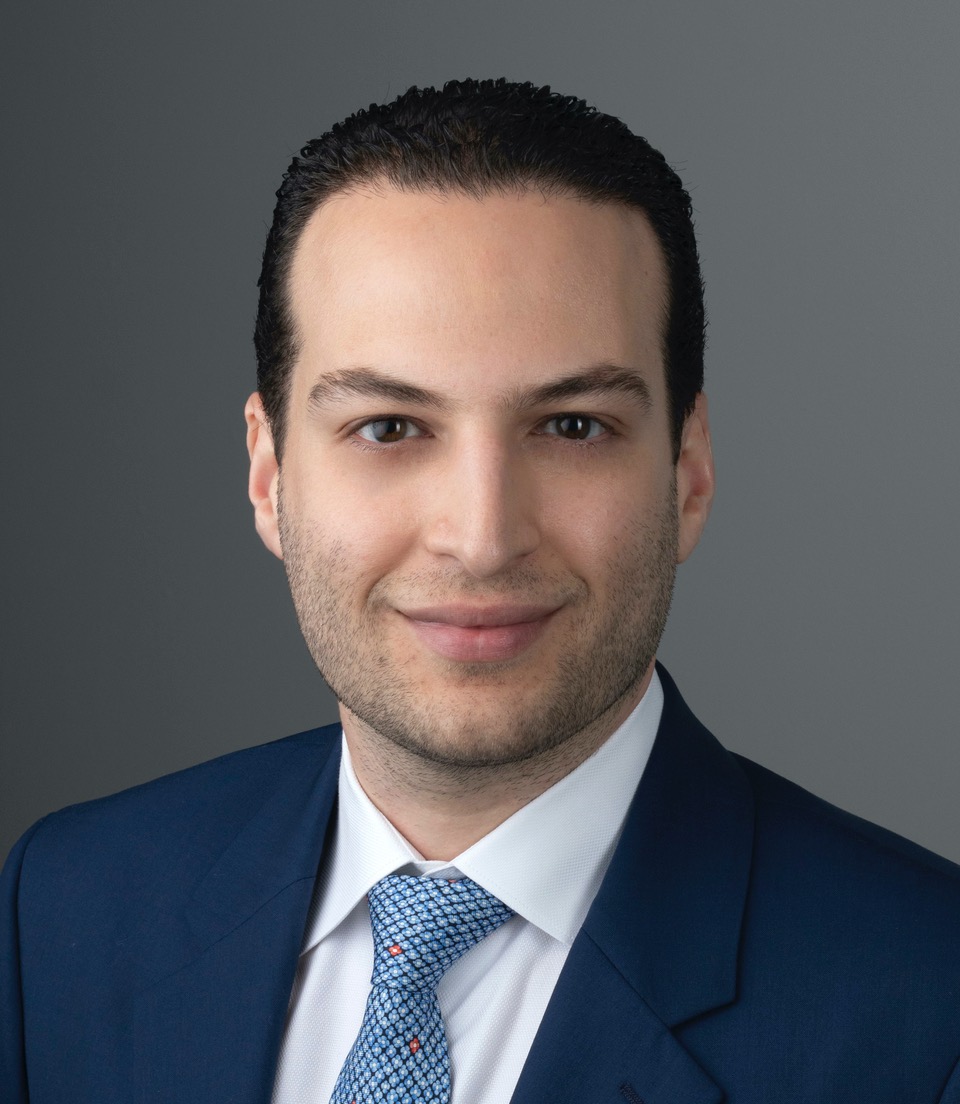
[510,663,754,1104]
[585,662,754,1027]
[154,663,752,1025]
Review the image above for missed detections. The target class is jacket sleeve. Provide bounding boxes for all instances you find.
[1,819,47,1103]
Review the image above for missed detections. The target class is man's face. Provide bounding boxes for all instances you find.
[247,185,712,768]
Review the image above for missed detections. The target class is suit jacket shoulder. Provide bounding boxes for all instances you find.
[12,723,342,913]
[730,749,960,1025]
[1,724,343,1103]
[737,750,960,883]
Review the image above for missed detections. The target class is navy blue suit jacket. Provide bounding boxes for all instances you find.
[3,666,960,1102]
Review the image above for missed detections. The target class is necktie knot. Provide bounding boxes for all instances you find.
[330,873,513,1102]
[367,874,514,992]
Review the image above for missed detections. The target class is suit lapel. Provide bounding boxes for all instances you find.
[511,665,754,1104]
[128,666,751,1103]
[509,935,724,1104]
[132,731,342,1104]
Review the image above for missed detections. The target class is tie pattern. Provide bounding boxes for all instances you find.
[330,873,514,1104]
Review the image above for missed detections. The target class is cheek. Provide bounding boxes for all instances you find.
[286,443,420,526]
[292,477,423,584]
[540,470,666,563]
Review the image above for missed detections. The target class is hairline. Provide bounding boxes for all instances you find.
[270,177,674,461]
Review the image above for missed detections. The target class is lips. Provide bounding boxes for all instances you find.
[397,603,561,662]
[399,603,559,627]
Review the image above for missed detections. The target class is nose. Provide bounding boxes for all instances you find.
[422,435,540,578]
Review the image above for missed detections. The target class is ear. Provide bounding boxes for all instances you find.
[244,392,283,560]
[675,392,715,564]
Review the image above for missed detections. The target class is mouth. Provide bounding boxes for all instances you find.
[397,603,561,663]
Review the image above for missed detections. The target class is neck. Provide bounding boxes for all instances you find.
[340,663,654,860]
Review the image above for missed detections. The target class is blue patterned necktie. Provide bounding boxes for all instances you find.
[329,873,514,1104]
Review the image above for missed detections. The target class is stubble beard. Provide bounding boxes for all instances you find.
[277,485,678,775]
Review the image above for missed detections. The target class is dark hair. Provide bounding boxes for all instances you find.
[255,78,705,461]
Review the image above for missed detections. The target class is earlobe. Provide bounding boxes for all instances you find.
[244,392,283,560]
[675,392,715,564]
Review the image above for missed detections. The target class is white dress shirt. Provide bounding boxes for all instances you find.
[271,671,663,1104]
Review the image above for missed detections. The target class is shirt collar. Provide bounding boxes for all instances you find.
[301,670,663,952]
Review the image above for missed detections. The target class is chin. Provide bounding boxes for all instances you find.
[343,680,604,771]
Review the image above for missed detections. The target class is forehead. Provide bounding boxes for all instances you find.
[286,185,668,402]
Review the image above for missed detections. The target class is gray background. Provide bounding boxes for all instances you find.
[3,0,958,865]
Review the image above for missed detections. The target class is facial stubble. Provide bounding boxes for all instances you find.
[277,481,678,775]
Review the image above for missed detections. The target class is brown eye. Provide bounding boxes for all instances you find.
[356,418,423,444]
[545,415,605,440]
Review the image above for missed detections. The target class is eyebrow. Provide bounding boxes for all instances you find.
[514,364,653,413]
[306,363,653,415]
[308,368,451,413]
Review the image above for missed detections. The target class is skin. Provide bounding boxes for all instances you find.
[246,185,714,860]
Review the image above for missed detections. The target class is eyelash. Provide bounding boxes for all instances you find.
[350,414,614,450]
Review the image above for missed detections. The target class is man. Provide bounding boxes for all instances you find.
[2,78,959,1103]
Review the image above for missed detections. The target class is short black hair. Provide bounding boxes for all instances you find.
[255,78,705,461]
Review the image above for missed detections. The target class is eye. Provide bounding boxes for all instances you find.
[540,414,607,441]
[355,417,424,444]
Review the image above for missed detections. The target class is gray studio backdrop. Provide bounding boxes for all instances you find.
[3,0,958,864]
